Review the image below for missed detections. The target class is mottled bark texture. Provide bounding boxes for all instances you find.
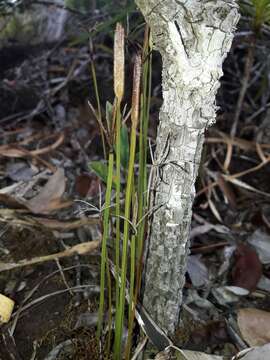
[135,0,239,335]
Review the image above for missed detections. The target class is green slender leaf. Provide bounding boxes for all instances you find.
[69,2,135,45]
[106,101,114,129]
[115,104,122,311]
[120,124,129,168]
[89,161,109,183]
[97,152,114,340]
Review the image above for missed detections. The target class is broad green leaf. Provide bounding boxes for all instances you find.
[89,161,109,184]
[89,161,117,187]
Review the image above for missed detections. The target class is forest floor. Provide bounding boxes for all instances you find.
[1,9,270,360]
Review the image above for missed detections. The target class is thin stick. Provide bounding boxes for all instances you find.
[230,39,255,138]
[90,39,107,159]
[55,258,74,296]
[0,241,100,272]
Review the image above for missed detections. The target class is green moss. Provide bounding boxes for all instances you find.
[65,0,92,13]
[65,0,133,13]
[0,13,38,43]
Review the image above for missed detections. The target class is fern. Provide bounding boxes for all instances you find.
[241,0,270,31]
[253,0,270,27]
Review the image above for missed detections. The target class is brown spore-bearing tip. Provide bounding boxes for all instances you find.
[114,22,125,103]
[131,54,142,129]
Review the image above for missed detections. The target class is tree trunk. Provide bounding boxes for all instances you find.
[135,0,240,335]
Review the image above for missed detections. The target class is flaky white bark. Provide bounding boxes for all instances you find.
[135,0,239,334]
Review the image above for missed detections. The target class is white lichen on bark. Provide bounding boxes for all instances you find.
[135,0,240,334]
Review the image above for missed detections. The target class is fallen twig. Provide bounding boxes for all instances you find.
[0,240,100,272]
[0,209,99,229]
[206,132,270,151]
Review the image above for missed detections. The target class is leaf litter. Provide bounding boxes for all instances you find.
[1,3,270,360]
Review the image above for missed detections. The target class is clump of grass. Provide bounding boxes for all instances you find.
[90,23,152,359]
[114,53,142,359]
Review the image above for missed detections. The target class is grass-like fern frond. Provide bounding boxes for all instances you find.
[241,0,270,31]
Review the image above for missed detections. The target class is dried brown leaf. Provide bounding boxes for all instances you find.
[238,308,270,346]
[75,174,100,198]
[0,193,28,209]
[232,244,262,291]
[26,168,68,214]
[0,294,15,324]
